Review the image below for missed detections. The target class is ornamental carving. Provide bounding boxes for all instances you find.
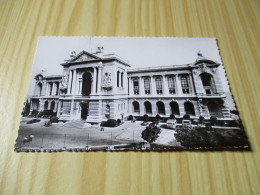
[102,72,112,90]
[74,54,94,62]
[61,75,68,89]
[199,63,209,73]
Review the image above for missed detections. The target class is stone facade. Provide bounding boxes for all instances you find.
[29,50,231,123]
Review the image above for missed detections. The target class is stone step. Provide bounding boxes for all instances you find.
[61,120,85,129]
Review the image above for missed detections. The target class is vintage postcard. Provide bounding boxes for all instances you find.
[14,36,249,152]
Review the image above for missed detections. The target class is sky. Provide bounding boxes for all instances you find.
[28,36,230,95]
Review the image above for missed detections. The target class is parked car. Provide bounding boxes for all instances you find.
[166,119,177,129]
[182,119,192,128]
[141,121,149,126]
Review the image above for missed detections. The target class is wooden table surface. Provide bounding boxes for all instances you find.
[0,0,259,194]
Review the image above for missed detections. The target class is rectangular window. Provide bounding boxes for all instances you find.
[155,77,163,94]
[168,77,176,94]
[144,78,150,94]
[133,79,139,95]
[181,76,190,94]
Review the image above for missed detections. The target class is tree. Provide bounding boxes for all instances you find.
[141,123,161,147]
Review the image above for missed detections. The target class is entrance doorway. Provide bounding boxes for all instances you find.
[82,72,92,96]
[81,102,89,120]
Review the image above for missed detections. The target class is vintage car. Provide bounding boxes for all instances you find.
[166,119,177,129]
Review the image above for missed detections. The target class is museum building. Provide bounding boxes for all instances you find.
[29,48,231,123]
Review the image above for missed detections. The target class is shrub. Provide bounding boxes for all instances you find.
[100,121,106,127]
[128,115,133,120]
[117,119,121,125]
[198,116,205,124]
[50,116,59,123]
[104,119,118,127]
[143,114,149,122]
[210,116,218,126]
[155,114,161,121]
[30,110,39,117]
[227,120,238,127]
[183,114,190,120]
[169,114,175,119]
[26,119,41,124]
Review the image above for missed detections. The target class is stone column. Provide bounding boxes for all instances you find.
[57,101,61,117]
[152,102,157,116]
[70,99,74,119]
[139,77,144,96]
[129,77,133,95]
[176,75,183,95]
[74,72,79,95]
[78,78,82,94]
[163,75,169,96]
[67,70,73,95]
[72,70,77,94]
[92,67,97,94]
[151,76,156,95]
[51,83,56,96]
[165,101,171,116]
[97,66,102,94]
[189,74,194,95]
[140,100,144,115]
[45,83,49,96]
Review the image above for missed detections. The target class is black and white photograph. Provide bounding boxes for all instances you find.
[14,36,249,152]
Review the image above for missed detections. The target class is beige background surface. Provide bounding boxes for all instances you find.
[0,0,260,194]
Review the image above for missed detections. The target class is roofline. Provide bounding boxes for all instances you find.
[128,64,191,73]
[60,57,131,67]
[45,75,62,79]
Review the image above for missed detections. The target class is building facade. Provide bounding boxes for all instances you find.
[29,49,231,123]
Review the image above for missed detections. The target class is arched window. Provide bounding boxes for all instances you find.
[121,72,124,87]
[157,101,165,115]
[144,78,151,94]
[184,101,195,116]
[200,73,216,95]
[44,101,49,110]
[155,77,163,94]
[170,101,180,115]
[133,101,140,113]
[82,72,92,96]
[50,101,55,110]
[207,102,222,118]
[144,101,152,114]
[117,71,120,87]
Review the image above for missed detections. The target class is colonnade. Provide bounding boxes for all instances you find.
[66,66,102,95]
[45,82,60,96]
[128,74,194,96]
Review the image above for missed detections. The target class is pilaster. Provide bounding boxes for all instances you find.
[97,66,102,94]
[92,67,97,94]
[176,75,183,96]
[67,70,73,95]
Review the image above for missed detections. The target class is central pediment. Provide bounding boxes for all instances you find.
[69,51,101,63]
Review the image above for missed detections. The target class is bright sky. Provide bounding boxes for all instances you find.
[28,36,229,95]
